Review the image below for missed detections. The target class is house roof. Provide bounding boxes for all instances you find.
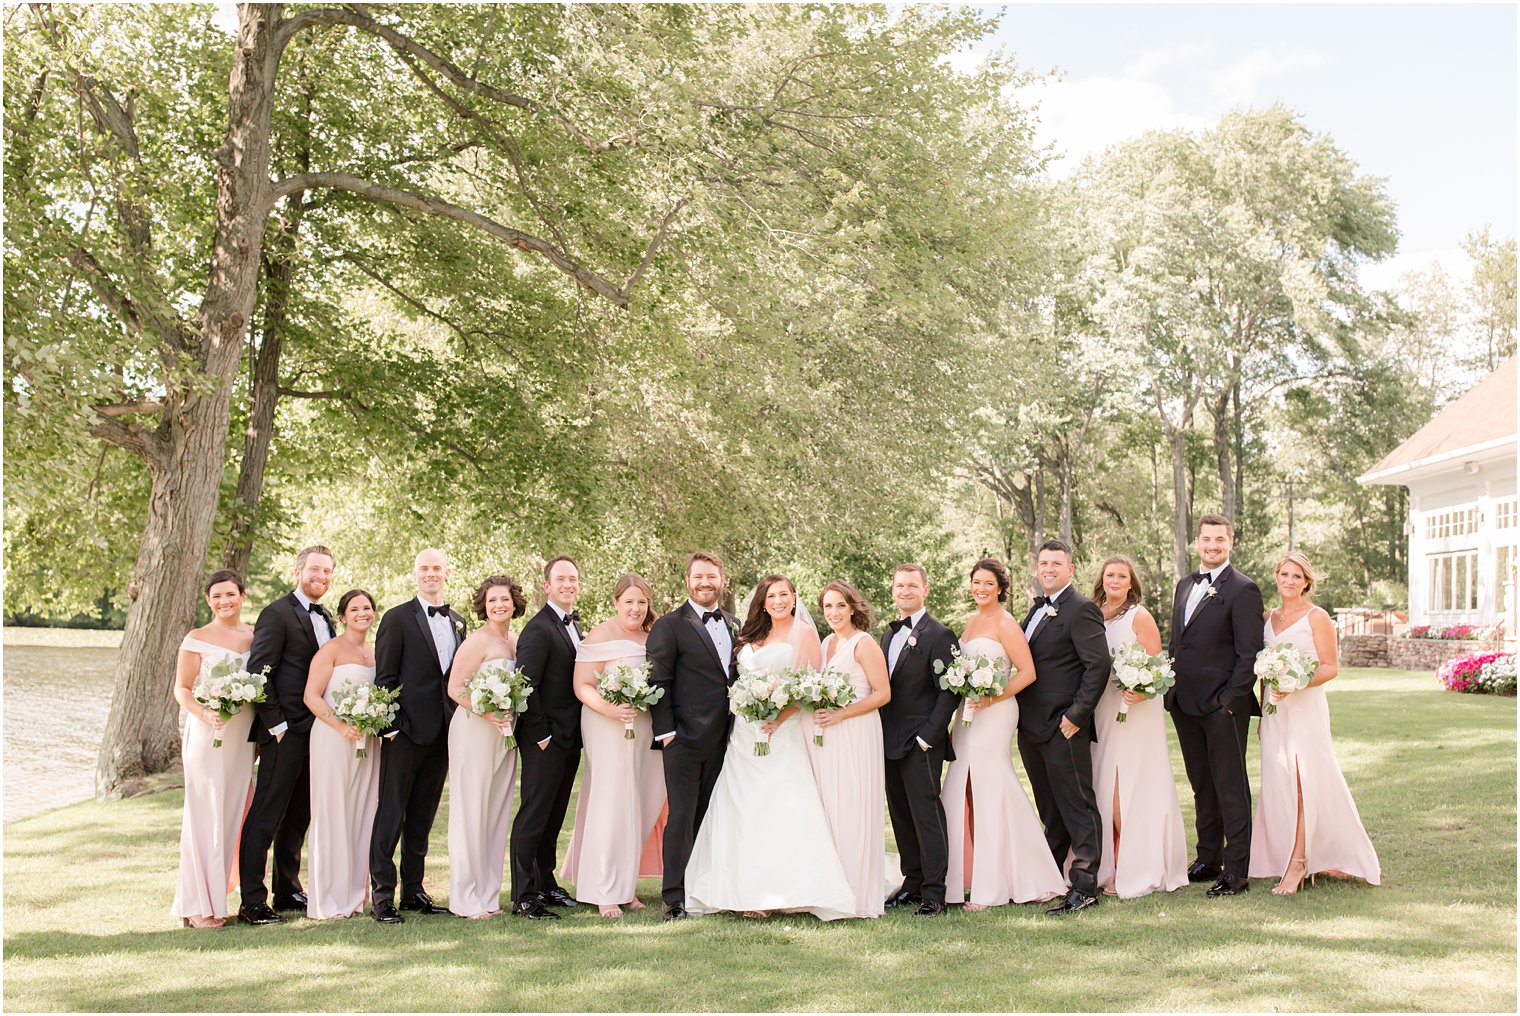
[1361,357,1518,485]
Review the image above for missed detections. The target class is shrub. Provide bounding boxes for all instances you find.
[1406,623,1505,641]
[1438,651,1517,695]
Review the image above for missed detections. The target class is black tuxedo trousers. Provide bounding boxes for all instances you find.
[238,730,310,905]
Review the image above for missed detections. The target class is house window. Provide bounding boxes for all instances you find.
[1425,507,1479,539]
[1496,499,1518,532]
[1429,551,1479,611]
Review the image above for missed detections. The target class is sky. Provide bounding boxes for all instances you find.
[973,2,1517,290]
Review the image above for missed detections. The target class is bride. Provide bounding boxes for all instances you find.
[684,574,860,920]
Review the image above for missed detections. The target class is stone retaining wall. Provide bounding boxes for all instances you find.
[1340,635,1508,670]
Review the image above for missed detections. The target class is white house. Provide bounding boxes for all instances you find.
[1360,357,1518,632]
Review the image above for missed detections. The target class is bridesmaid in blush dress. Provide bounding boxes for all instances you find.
[170,569,256,929]
[941,559,1066,910]
[303,589,382,920]
[446,575,526,919]
[805,580,890,919]
[1089,556,1188,898]
[560,573,666,918]
[1250,551,1380,894]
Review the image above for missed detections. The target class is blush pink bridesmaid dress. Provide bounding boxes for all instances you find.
[307,663,381,919]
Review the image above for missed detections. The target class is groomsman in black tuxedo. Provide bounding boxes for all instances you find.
[1166,513,1265,897]
[878,563,959,917]
[509,555,585,920]
[237,545,336,926]
[647,551,739,920]
[1015,539,1111,915]
[369,548,465,924]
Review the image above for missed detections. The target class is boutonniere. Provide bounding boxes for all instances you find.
[453,618,465,635]
[727,620,739,639]
[906,634,919,648]
[1043,604,1059,619]
[1203,585,1218,600]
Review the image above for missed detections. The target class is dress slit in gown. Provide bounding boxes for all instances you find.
[1090,608,1188,898]
[171,638,255,921]
[1249,614,1380,884]
[941,636,1066,906]
[558,639,668,906]
[307,663,381,919]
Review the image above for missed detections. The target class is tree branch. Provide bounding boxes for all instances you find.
[95,399,165,418]
[89,410,163,464]
[622,195,689,299]
[268,171,630,307]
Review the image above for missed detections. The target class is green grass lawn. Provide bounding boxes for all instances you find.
[4,667,1514,1012]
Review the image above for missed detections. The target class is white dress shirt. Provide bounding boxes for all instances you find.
[886,607,926,674]
[1183,562,1229,625]
[546,600,583,650]
[1024,583,1072,641]
[418,595,457,675]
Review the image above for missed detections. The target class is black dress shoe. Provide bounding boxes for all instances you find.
[914,899,947,917]
[884,888,922,910]
[544,887,578,908]
[399,890,450,915]
[237,902,285,926]
[513,899,561,920]
[1205,873,1250,897]
[663,905,689,921]
[271,891,308,911]
[372,902,405,924]
[1046,889,1100,915]
[1187,859,1223,883]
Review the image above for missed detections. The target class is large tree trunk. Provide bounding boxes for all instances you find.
[1167,428,1190,579]
[1211,385,1235,520]
[97,5,282,797]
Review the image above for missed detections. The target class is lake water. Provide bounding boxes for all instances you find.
[3,629,122,822]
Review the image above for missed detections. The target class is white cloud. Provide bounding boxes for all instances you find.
[1208,48,1326,108]
[1016,74,1210,174]
[1124,44,1213,80]
[1358,247,1472,293]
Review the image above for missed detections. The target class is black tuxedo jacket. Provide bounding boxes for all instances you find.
[248,592,335,744]
[1165,564,1265,717]
[516,605,584,750]
[877,612,959,761]
[647,602,739,753]
[374,597,466,746]
[1015,586,1110,743]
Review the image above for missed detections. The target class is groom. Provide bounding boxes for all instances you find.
[237,544,335,926]
[878,563,959,917]
[1166,513,1264,897]
[647,551,739,921]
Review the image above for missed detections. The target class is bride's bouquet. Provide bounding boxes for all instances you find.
[1254,643,1317,714]
[729,666,791,755]
[191,658,270,747]
[933,648,1009,725]
[331,682,401,759]
[786,667,857,746]
[1109,641,1176,723]
[598,660,664,739]
[466,660,535,749]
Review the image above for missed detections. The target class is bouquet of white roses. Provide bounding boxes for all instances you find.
[192,658,270,747]
[1254,643,1317,714]
[331,682,401,758]
[1109,641,1176,722]
[598,660,664,739]
[786,667,857,746]
[729,666,792,755]
[466,659,534,749]
[933,648,1009,725]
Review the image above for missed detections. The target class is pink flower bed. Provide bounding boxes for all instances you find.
[1438,651,1517,695]
[1407,623,1505,641]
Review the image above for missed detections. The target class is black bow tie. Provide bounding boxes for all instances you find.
[307,601,329,616]
[562,610,581,627]
[699,609,722,625]
[889,616,915,634]
[427,603,451,617]
[1033,595,1054,608]
[1192,572,1212,585]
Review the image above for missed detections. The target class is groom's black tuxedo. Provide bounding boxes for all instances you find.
[369,596,465,908]
[1166,562,1265,879]
[238,591,334,907]
[1015,585,1109,897]
[647,601,738,908]
[510,603,584,905]
[878,611,957,905]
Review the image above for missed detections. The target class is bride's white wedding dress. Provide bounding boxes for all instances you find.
[684,641,859,920]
